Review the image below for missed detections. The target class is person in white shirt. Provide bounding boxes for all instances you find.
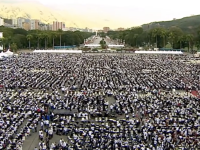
[41,121,44,130]
[50,143,55,149]
[61,141,66,148]
[48,128,53,139]
[42,144,47,150]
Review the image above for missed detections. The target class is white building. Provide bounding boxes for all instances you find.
[30,20,36,30]
[0,18,4,26]
[17,17,25,28]
[12,19,18,27]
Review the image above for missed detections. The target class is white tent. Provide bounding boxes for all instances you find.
[4,49,14,56]
[108,45,124,48]
[135,51,183,54]
[0,52,8,60]
[0,52,9,57]
[33,49,82,53]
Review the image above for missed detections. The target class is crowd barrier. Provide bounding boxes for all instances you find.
[135,51,183,54]
[32,50,184,54]
[33,50,82,53]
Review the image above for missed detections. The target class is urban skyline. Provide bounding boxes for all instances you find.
[0,16,125,32]
[1,0,200,29]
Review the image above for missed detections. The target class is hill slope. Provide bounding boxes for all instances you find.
[142,15,200,32]
[0,1,93,28]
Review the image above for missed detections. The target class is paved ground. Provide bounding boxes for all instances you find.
[21,90,195,150]
[22,129,68,150]
[17,37,199,149]
[22,93,116,150]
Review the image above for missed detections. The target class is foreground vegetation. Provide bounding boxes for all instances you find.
[0,26,94,50]
[104,25,200,53]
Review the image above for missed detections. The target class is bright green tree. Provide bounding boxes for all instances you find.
[10,43,18,53]
[26,34,33,49]
[57,29,63,47]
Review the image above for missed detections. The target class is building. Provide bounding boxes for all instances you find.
[17,17,25,28]
[30,20,36,30]
[47,24,53,31]
[57,22,63,30]
[22,22,31,31]
[4,19,12,25]
[103,27,110,33]
[98,30,103,32]
[12,19,18,27]
[35,20,39,30]
[52,21,64,31]
[0,18,4,26]
[30,19,40,30]
[62,27,69,31]
[117,28,124,31]
[88,29,93,32]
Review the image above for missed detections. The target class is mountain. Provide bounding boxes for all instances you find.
[0,1,94,28]
[141,15,200,32]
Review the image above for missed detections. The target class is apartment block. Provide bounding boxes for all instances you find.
[12,19,18,27]
[17,17,25,28]
[22,22,31,31]
[103,27,110,33]
[117,27,124,31]
[53,21,64,31]
[0,18,4,26]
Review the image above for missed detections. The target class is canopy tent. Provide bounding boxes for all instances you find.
[0,52,9,57]
[135,51,183,54]
[84,44,101,47]
[4,49,14,56]
[33,50,82,53]
[108,45,124,47]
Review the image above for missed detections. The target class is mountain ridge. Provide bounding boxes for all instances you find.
[0,1,90,28]
[141,15,200,32]
[0,1,200,30]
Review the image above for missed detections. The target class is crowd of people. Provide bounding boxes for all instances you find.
[0,53,200,150]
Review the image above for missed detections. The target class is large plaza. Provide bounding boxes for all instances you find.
[0,52,200,150]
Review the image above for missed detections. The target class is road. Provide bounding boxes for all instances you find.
[88,36,116,45]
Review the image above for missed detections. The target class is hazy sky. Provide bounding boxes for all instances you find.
[1,0,200,29]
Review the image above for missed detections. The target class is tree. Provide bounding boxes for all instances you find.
[43,32,49,49]
[185,34,194,53]
[178,35,185,49]
[168,27,183,49]
[195,29,200,51]
[57,29,63,47]
[134,34,138,47]
[99,32,106,38]
[0,26,94,49]
[160,29,167,48]
[99,39,107,49]
[12,34,26,49]
[26,34,33,49]
[36,33,44,49]
[151,28,159,48]
[50,31,57,49]
[168,32,175,48]
[0,37,6,50]
[10,43,17,53]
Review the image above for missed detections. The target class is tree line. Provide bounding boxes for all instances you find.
[0,26,94,50]
[106,26,200,53]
